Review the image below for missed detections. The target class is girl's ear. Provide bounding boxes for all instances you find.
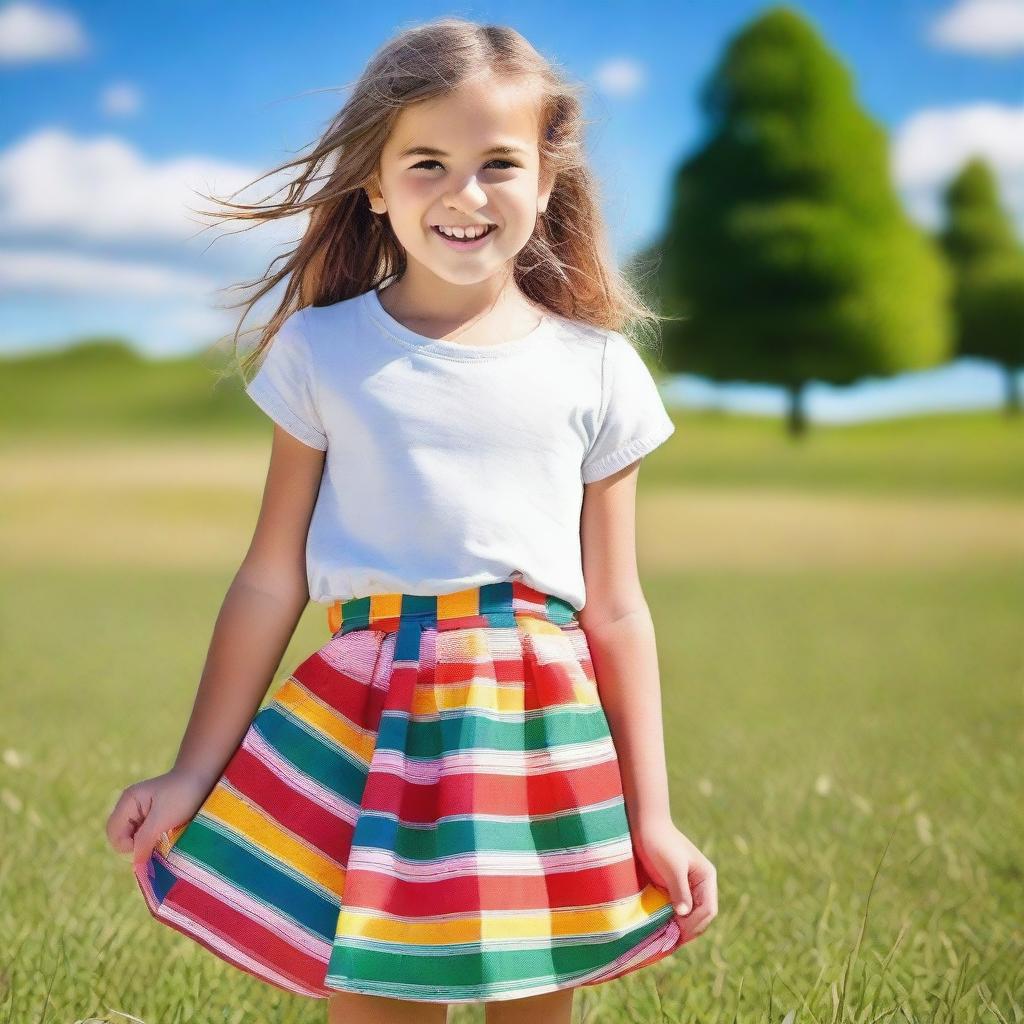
[364,177,387,215]
[538,163,555,216]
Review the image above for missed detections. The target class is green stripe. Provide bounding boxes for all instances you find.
[353,800,631,861]
[326,905,674,991]
[374,705,609,757]
[545,594,578,625]
[175,815,339,939]
[254,705,370,805]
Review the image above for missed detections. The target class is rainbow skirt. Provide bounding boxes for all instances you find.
[134,580,686,1003]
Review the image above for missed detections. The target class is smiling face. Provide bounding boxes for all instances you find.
[368,73,553,288]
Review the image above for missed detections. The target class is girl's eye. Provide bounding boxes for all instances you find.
[411,159,517,171]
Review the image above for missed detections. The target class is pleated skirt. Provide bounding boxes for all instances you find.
[134,580,686,1003]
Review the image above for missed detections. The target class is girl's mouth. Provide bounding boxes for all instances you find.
[431,224,497,251]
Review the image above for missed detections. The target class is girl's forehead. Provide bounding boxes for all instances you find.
[386,78,543,153]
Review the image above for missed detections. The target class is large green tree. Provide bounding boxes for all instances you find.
[649,6,951,436]
[938,158,1024,415]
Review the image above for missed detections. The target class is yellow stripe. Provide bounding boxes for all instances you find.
[515,615,563,637]
[336,885,673,943]
[412,677,527,715]
[411,676,599,714]
[274,679,376,765]
[203,784,346,896]
[438,587,479,620]
[571,678,601,706]
[371,593,403,622]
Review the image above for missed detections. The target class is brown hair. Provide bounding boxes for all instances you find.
[197,16,665,379]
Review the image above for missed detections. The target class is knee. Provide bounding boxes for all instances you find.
[327,989,449,1024]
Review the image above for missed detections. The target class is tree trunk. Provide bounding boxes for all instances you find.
[786,381,807,438]
[1006,365,1021,417]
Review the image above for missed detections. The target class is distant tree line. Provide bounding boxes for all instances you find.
[632,5,1024,436]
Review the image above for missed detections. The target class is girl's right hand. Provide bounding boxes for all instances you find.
[105,768,214,868]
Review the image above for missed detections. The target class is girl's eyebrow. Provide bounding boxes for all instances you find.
[397,143,528,159]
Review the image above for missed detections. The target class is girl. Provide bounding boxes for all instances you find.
[106,16,717,1023]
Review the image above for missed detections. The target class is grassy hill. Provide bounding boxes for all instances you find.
[3,338,1023,499]
[0,337,255,441]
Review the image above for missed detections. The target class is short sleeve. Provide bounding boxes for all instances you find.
[244,309,328,451]
[580,333,676,484]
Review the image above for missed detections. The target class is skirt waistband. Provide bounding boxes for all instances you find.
[326,580,578,636]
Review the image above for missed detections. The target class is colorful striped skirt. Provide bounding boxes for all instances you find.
[134,580,686,1003]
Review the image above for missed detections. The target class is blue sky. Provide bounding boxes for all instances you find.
[2,0,1022,420]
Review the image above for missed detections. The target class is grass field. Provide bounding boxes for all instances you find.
[1,406,1022,1023]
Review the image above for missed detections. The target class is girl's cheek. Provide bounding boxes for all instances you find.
[491,180,531,209]
[402,177,438,201]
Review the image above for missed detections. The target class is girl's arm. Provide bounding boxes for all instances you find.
[577,461,672,829]
[168,424,325,789]
[578,460,718,936]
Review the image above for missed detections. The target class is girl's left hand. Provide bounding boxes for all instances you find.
[632,817,718,941]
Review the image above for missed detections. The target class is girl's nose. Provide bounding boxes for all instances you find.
[444,176,488,208]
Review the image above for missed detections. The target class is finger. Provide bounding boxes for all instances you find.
[677,874,716,932]
[110,832,135,857]
[680,906,714,938]
[687,877,713,912]
[688,866,716,910]
[129,800,160,868]
[132,828,160,869]
[668,875,693,917]
[106,789,143,855]
[678,884,718,936]
[678,903,716,939]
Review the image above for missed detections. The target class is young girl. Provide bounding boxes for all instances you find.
[106,16,717,1022]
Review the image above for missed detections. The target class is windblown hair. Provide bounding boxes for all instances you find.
[197,16,664,379]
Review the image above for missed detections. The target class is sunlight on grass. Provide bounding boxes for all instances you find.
[2,430,1021,1022]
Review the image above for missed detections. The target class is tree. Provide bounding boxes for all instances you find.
[938,158,1024,416]
[651,5,951,437]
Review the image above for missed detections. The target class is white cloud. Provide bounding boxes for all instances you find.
[0,2,88,64]
[593,57,648,98]
[0,129,313,354]
[100,82,143,118]
[0,126,304,246]
[929,0,1024,56]
[893,103,1024,186]
[892,102,1024,234]
[0,248,218,296]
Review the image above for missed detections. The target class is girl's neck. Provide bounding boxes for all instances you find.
[377,273,545,347]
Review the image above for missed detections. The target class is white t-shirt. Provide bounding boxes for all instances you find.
[243,286,675,612]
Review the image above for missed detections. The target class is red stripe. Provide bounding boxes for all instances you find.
[342,856,649,917]
[136,864,327,999]
[366,757,624,822]
[526,658,594,706]
[292,650,387,731]
[146,869,332,997]
[432,653,542,689]
[223,744,355,862]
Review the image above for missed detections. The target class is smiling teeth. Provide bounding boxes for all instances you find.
[436,225,492,239]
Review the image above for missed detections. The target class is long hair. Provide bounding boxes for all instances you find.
[197,16,665,378]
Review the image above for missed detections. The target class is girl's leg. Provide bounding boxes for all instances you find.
[484,988,575,1024]
[327,990,449,1024]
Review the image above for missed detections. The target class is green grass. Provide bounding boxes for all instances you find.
[639,408,1024,498]
[2,560,1020,1023]
[1,357,1022,1021]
